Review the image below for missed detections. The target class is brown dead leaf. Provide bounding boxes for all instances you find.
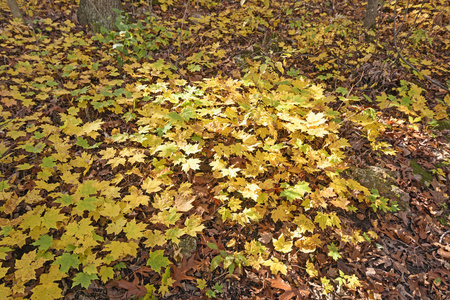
[172,256,198,288]
[268,276,310,300]
[437,247,450,260]
[259,232,273,244]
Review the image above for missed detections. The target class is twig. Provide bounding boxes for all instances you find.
[439,230,450,244]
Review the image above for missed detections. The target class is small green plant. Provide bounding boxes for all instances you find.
[205,282,224,298]
[207,243,247,275]
[367,189,399,213]
[410,28,433,48]
[335,270,361,290]
[93,12,173,67]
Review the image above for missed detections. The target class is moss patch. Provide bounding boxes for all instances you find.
[410,159,433,183]
[436,119,450,131]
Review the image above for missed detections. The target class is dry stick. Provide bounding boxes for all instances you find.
[393,0,449,92]
[439,230,450,244]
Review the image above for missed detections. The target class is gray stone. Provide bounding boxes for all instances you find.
[178,236,197,258]
[345,166,411,214]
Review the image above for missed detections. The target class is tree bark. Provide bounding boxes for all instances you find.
[6,0,23,20]
[77,0,123,33]
[364,0,379,29]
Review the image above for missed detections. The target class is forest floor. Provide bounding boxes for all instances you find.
[0,0,449,299]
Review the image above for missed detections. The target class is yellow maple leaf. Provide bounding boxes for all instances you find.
[99,148,116,160]
[330,197,350,210]
[182,143,201,155]
[152,193,174,210]
[315,212,331,230]
[184,215,205,236]
[78,120,104,138]
[271,204,293,223]
[39,264,67,285]
[107,156,126,168]
[241,183,261,201]
[210,158,226,171]
[143,229,167,248]
[295,234,323,253]
[123,186,150,209]
[124,219,147,240]
[99,266,114,283]
[142,177,163,194]
[263,257,287,275]
[100,201,122,219]
[220,167,241,178]
[30,282,62,300]
[329,212,341,229]
[106,217,127,235]
[128,152,146,164]
[293,214,315,233]
[15,250,47,283]
[181,158,201,172]
[306,260,318,277]
[273,233,293,253]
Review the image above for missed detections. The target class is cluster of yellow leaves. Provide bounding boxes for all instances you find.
[2,0,442,297]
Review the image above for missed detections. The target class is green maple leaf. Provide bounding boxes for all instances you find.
[147,250,170,274]
[336,87,348,96]
[166,112,185,123]
[206,289,216,298]
[280,181,311,202]
[165,227,183,244]
[75,137,101,149]
[79,181,97,196]
[76,197,98,212]
[40,156,56,168]
[213,282,223,293]
[55,194,73,206]
[72,272,98,288]
[32,234,53,251]
[0,246,12,260]
[210,255,224,271]
[0,181,10,192]
[16,163,33,170]
[53,252,80,273]
[181,107,197,121]
[327,243,342,261]
[23,142,46,153]
[0,226,12,236]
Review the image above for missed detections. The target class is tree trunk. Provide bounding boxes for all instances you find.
[364,0,379,29]
[77,0,123,33]
[6,0,23,20]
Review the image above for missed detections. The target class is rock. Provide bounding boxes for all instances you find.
[178,236,197,258]
[345,166,411,214]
